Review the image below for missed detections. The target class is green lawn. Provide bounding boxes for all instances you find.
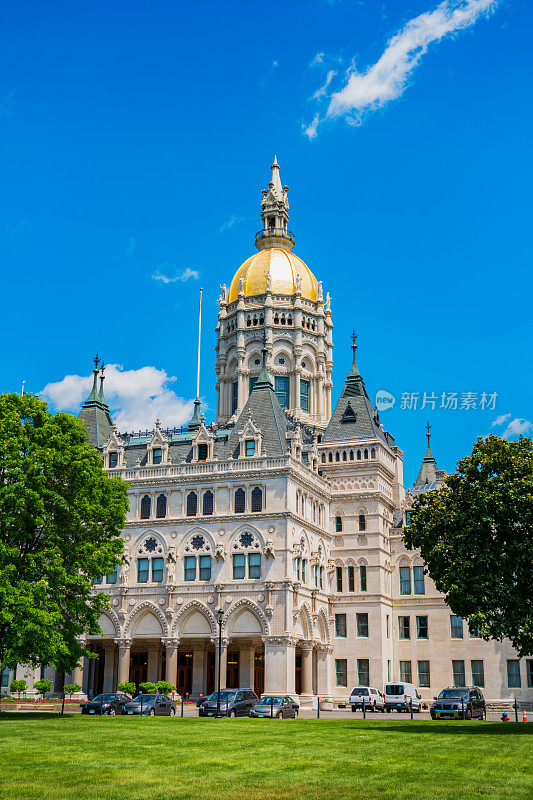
[0,714,530,800]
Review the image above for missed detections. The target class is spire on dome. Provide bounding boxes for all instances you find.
[255,157,294,252]
[98,360,107,404]
[252,333,274,392]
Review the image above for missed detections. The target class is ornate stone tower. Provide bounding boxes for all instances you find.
[215,158,333,428]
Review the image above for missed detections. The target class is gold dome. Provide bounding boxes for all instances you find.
[227,248,319,304]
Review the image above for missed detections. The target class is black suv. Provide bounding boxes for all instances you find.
[199,689,258,717]
[431,687,485,720]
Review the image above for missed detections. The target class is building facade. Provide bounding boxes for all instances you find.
[4,160,532,704]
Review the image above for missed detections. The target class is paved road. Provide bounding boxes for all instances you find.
[180,706,507,722]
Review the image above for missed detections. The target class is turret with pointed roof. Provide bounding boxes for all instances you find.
[322,333,388,444]
[77,355,113,448]
[255,156,294,252]
[413,422,446,488]
[221,337,288,459]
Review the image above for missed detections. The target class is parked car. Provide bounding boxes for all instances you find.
[384,683,422,713]
[196,695,210,707]
[123,694,177,716]
[250,695,299,719]
[349,686,385,712]
[430,687,485,720]
[199,689,258,717]
[81,693,130,715]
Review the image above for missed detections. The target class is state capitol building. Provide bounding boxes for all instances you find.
[7,160,531,705]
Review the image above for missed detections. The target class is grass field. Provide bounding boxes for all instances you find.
[0,713,530,800]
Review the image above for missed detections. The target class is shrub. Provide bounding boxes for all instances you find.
[63,683,82,698]
[138,682,157,694]
[10,679,28,698]
[33,679,53,698]
[117,681,137,696]
[155,680,176,695]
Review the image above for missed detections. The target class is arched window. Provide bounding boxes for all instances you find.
[321,453,326,463]
[371,448,376,459]
[156,494,167,518]
[364,449,368,459]
[328,452,333,463]
[187,492,197,517]
[335,516,343,532]
[335,452,340,462]
[203,490,214,516]
[349,450,354,461]
[251,487,263,512]
[357,450,362,460]
[342,451,347,461]
[234,488,246,513]
[140,495,151,519]
[358,514,366,532]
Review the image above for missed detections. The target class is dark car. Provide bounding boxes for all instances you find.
[82,693,130,715]
[430,687,485,720]
[199,689,258,717]
[196,695,210,707]
[250,695,299,719]
[123,694,177,716]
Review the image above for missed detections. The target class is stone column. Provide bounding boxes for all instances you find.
[192,647,206,695]
[263,636,296,694]
[71,659,85,691]
[316,645,333,701]
[239,645,255,689]
[103,644,116,692]
[163,638,179,688]
[115,638,132,686]
[147,644,160,683]
[301,645,314,696]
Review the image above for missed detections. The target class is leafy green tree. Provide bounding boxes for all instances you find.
[0,393,128,676]
[139,682,157,694]
[10,678,27,698]
[155,680,176,695]
[63,682,81,698]
[117,681,136,696]
[34,678,53,698]
[405,434,533,656]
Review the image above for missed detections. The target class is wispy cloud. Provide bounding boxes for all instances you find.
[303,114,320,140]
[310,52,326,67]
[492,413,511,427]
[502,418,533,439]
[41,364,196,431]
[219,214,245,233]
[152,266,199,283]
[305,0,499,137]
[312,69,337,100]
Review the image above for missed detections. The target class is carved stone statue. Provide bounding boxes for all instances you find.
[120,554,131,585]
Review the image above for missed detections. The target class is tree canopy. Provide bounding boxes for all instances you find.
[405,434,533,656]
[0,393,128,674]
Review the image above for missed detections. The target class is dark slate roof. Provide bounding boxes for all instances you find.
[322,347,389,445]
[78,370,113,448]
[414,433,446,488]
[219,360,290,459]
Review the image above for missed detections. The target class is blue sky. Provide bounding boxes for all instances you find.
[1,0,531,486]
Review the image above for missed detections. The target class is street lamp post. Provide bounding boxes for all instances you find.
[216,607,223,718]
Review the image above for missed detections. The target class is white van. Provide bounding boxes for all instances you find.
[384,682,421,713]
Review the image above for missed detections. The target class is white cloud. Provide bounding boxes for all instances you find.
[492,413,511,427]
[305,0,499,136]
[219,215,245,233]
[42,364,196,431]
[310,52,325,67]
[502,418,533,439]
[312,69,337,100]
[303,114,320,140]
[152,267,199,283]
